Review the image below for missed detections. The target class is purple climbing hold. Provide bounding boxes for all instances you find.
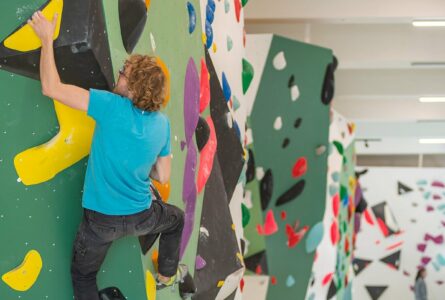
[195,255,207,270]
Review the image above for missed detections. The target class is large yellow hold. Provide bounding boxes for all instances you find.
[145,270,157,300]
[4,0,63,52]
[2,250,43,291]
[14,100,95,185]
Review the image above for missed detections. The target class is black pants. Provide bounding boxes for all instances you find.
[71,200,185,300]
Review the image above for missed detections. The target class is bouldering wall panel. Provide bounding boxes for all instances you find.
[244,34,333,300]
[354,167,445,300]
[0,0,205,299]
[305,110,356,300]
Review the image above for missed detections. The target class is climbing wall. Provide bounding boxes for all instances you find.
[242,34,334,300]
[305,110,356,300]
[0,0,206,299]
[353,167,445,300]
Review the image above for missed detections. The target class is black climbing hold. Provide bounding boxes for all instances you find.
[288,74,295,88]
[294,118,302,128]
[246,149,256,183]
[282,138,290,149]
[275,180,305,207]
[195,117,210,152]
[260,169,273,210]
[119,0,148,54]
[99,287,126,300]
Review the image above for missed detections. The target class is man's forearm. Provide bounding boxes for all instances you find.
[40,40,61,94]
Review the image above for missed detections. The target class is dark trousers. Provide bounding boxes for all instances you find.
[71,200,185,300]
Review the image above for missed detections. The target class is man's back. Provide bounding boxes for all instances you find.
[82,89,171,215]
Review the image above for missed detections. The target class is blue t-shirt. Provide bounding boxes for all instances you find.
[82,89,171,215]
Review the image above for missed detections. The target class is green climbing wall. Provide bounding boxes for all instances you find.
[0,0,204,299]
[244,35,333,299]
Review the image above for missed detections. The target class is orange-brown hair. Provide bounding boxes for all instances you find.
[126,54,167,112]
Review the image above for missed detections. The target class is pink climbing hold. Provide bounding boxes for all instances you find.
[421,256,432,265]
[322,273,334,286]
[432,181,445,188]
[424,233,444,244]
[196,117,217,194]
[292,157,307,178]
[199,58,210,113]
[256,210,278,236]
[417,243,427,252]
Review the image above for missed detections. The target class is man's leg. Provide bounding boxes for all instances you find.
[136,200,184,278]
[71,211,118,300]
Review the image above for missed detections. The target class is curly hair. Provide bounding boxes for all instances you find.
[126,54,168,112]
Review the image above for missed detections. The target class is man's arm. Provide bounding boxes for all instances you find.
[29,11,89,112]
[150,155,171,184]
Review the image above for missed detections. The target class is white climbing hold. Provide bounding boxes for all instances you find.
[273,116,282,130]
[150,32,156,52]
[290,85,300,101]
[256,167,265,181]
[273,51,286,70]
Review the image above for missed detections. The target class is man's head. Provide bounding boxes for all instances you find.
[114,54,167,112]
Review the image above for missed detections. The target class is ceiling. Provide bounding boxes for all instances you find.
[245,0,445,155]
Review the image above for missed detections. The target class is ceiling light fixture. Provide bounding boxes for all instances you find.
[419,97,445,103]
[412,20,445,27]
[419,138,445,144]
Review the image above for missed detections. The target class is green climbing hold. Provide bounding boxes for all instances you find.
[242,58,254,94]
[241,0,249,7]
[233,95,241,111]
[225,0,230,13]
[227,35,233,51]
[333,141,344,155]
[241,203,251,227]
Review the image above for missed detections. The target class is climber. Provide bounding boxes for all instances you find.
[28,11,193,300]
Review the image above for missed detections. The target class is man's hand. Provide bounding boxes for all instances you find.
[28,11,58,45]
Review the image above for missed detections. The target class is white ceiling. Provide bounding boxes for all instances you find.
[245,0,445,154]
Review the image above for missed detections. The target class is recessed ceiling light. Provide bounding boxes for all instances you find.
[412,20,445,27]
[419,138,445,144]
[419,97,445,103]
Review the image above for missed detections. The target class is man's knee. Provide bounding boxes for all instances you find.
[172,206,185,229]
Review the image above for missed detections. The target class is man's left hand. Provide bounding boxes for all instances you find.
[27,11,58,45]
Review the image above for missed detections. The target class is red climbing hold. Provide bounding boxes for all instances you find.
[196,117,217,193]
[330,220,339,245]
[255,265,262,275]
[322,273,334,286]
[286,223,308,248]
[332,193,340,217]
[257,210,278,236]
[271,276,277,285]
[280,211,287,220]
[292,157,307,178]
[240,278,245,292]
[364,209,374,225]
[234,0,241,22]
[199,58,210,113]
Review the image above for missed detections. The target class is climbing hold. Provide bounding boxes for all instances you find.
[187,2,197,34]
[205,20,213,49]
[151,250,159,272]
[227,35,233,51]
[225,0,230,13]
[195,117,210,152]
[2,250,42,291]
[273,116,282,130]
[332,194,340,217]
[241,0,249,6]
[282,138,290,149]
[199,59,210,113]
[275,180,305,206]
[156,57,171,106]
[305,222,324,253]
[260,169,273,210]
[288,75,295,88]
[208,0,216,12]
[222,72,232,101]
[217,280,225,288]
[330,220,340,245]
[152,180,170,202]
[196,255,207,270]
[212,42,217,53]
[286,223,309,248]
[286,275,296,287]
[145,270,156,300]
[290,85,300,101]
[242,58,254,94]
[206,3,215,24]
[246,149,256,183]
[315,145,327,156]
[273,51,286,70]
[145,0,151,9]
[333,141,344,155]
[14,101,95,185]
[196,117,217,193]
[322,273,334,286]
[234,0,242,22]
[294,118,302,128]
[119,0,148,54]
[242,203,251,227]
[232,95,240,110]
[257,210,278,235]
[4,0,63,52]
[292,157,307,178]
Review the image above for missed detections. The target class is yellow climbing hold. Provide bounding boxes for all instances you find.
[236,252,244,265]
[212,42,217,53]
[231,224,236,231]
[2,250,43,291]
[4,0,63,52]
[145,270,157,300]
[201,33,207,45]
[156,57,171,107]
[14,100,95,185]
[217,280,225,288]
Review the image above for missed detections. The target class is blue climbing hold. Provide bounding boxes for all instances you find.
[206,4,215,24]
[305,222,324,253]
[187,2,197,34]
[222,72,231,101]
[208,0,216,12]
[205,20,213,49]
[286,275,296,287]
